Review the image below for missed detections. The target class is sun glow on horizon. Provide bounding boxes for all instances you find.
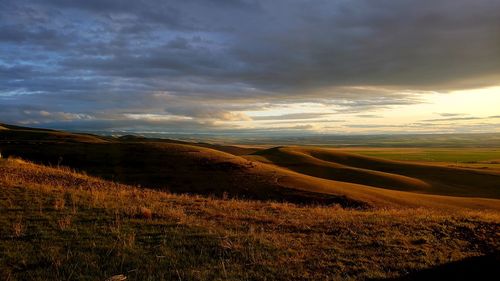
[227,86,500,134]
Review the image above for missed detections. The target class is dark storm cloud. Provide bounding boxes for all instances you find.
[1,0,499,131]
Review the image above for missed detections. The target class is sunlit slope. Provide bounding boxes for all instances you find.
[249,147,431,192]
[269,170,500,211]
[249,146,500,199]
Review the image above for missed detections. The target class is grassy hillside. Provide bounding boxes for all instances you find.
[1,158,499,280]
[0,123,109,143]
[2,124,500,210]
[0,141,363,207]
[249,147,500,199]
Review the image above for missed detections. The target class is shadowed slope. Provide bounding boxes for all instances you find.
[250,147,500,199]
[373,252,500,281]
[117,133,260,156]
[0,123,257,156]
[0,123,109,143]
[0,141,366,207]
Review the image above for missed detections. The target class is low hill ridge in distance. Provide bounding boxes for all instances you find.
[0,123,109,143]
[1,157,499,280]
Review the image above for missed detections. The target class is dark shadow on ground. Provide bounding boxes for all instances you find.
[371,251,500,281]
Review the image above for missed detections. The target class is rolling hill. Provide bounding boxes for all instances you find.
[0,123,109,143]
[1,123,500,211]
[1,157,499,280]
[248,146,500,199]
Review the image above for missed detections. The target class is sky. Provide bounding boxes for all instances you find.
[1,0,499,135]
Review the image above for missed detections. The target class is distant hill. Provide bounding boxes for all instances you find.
[0,122,109,143]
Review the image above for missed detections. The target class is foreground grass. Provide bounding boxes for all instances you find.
[1,158,499,280]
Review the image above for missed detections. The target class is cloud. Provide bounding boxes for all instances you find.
[356,114,383,118]
[344,121,500,134]
[1,0,500,132]
[438,113,467,117]
[252,112,332,121]
[346,124,406,129]
[422,116,485,122]
[421,115,500,123]
[19,115,227,133]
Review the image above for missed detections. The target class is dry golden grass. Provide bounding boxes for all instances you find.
[1,157,499,280]
[11,220,23,238]
[247,146,500,205]
[3,124,500,211]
